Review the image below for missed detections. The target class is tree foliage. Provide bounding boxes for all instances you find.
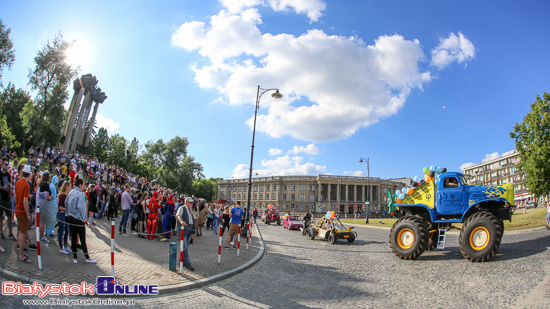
[0,19,16,88]
[27,31,78,146]
[0,83,31,152]
[89,131,204,193]
[192,178,221,201]
[510,92,550,196]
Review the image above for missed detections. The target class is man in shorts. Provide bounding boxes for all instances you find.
[0,158,14,240]
[15,165,37,263]
[225,202,244,249]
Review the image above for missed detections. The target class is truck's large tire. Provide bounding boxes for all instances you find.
[389,216,429,260]
[427,230,438,251]
[459,211,503,262]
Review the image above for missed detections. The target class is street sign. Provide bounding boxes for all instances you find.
[365,202,370,204]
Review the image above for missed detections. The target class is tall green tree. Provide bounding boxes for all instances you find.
[27,31,78,146]
[192,178,221,201]
[89,127,110,162]
[0,19,16,88]
[108,134,128,168]
[510,92,550,197]
[0,83,31,152]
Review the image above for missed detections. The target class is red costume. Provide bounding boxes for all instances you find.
[147,192,160,240]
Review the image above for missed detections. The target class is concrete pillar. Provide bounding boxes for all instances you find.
[71,90,93,152]
[84,101,99,147]
[61,85,85,151]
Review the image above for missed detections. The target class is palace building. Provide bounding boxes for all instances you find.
[217,175,407,215]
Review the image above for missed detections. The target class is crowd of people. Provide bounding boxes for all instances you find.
[0,145,249,271]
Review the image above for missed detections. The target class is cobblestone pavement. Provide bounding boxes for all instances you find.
[1,221,549,308]
[0,217,259,289]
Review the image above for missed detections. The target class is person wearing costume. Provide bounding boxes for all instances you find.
[161,195,175,241]
[147,191,160,240]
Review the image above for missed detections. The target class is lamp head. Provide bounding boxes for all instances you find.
[271,90,283,100]
[359,158,364,163]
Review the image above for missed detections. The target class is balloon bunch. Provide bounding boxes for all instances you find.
[325,211,336,219]
[422,165,447,183]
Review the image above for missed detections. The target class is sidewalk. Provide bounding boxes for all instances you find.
[0,218,264,294]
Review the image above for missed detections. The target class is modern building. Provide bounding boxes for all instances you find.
[462,151,530,202]
[217,175,407,216]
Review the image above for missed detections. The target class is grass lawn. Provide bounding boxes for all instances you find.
[340,207,548,231]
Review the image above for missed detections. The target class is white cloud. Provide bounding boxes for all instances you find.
[502,150,516,157]
[343,170,365,176]
[460,162,476,172]
[173,10,472,142]
[482,152,501,163]
[288,144,320,155]
[219,0,326,22]
[268,148,283,155]
[95,113,120,135]
[231,155,326,178]
[430,32,475,69]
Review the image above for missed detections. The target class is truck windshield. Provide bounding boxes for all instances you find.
[458,175,468,186]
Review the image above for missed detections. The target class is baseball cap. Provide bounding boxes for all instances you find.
[185,197,194,203]
[22,165,32,173]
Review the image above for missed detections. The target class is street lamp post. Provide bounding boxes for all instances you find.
[243,86,282,234]
[359,158,369,223]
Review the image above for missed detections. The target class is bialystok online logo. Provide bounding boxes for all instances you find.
[2,277,159,297]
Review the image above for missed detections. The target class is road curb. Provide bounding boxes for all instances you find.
[0,222,266,296]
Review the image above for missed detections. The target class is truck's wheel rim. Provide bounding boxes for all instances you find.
[397,228,414,249]
[470,227,490,250]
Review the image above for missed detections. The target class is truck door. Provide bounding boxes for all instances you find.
[437,176,464,215]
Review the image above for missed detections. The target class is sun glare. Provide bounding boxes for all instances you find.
[65,40,91,69]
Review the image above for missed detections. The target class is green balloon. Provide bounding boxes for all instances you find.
[423,167,430,175]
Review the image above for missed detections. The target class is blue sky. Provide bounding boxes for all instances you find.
[2,0,549,181]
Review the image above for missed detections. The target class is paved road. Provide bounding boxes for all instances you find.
[2,222,549,308]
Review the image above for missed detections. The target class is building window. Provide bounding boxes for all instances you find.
[283,185,287,190]
[291,203,295,210]
[253,194,257,200]
[291,185,296,190]
[272,194,276,200]
[300,194,305,202]
[266,184,270,191]
[310,194,315,201]
[260,185,264,191]
[283,194,287,202]
[309,185,315,191]
[282,204,286,210]
[291,194,296,201]
[259,193,263,200]
[273,185,277,190]
[300,185,306,190]
[238,193,241,199]
[254,185,258,191]
[300,204,304,210]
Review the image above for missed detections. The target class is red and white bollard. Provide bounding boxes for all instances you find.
[237,226,241,256]
[218,226,223,264]
[36,207,42,270]
[111,221,115,277]
[179,226,184,273]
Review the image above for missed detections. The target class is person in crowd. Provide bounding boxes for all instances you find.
[119,185,135,236]
[175,196,195,271]
[107,188,117,221]
[213,204,220,235]
[252,208,258,224]
[160,195,175,241]
[221,205,230,236]
[45,174,58,236]
[8,159,19,239]
[86,184,98,229]
[66,178,96,264]
[197,200,212,236]
[96,184,108,219]
[57,181,71,254]
[206,203,213,230]
[137,192,148,238]
[146,191,161,240]
[15,165,38,263]
[224,202,244,249]
[0,157,14,241]
[37,172,54,243]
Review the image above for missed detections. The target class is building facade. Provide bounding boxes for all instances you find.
[462,151,530,201]
[217,175,406,215]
